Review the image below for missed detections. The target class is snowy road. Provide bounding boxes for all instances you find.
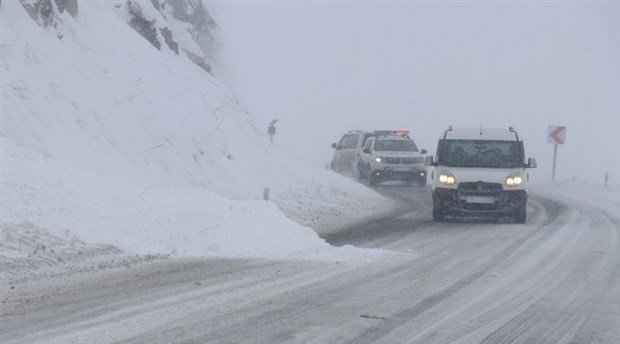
[2,185,619,344]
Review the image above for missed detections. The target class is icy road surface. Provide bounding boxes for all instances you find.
[2,186,619,344]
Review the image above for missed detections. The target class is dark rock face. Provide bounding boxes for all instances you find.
[168,0,216,54]
[129,0,216,73]
[150,0,161,11]
[166,0,216,72]
[21,0,78,27]
[159,27,179,55]
[54,0,77,16]
[129,16,160,50]
[22,0,57,27]
[127,0,160,50]
[19,0,216,74]
[186,50,211,73]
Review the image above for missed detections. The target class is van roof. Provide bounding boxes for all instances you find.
[442,127,520,141]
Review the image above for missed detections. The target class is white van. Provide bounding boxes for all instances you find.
[425,127,537,223]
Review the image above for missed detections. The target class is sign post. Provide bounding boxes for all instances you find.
[547,126,567,181]
[605,173,609,189]
[265,119,279,199]
[268,119,278,143]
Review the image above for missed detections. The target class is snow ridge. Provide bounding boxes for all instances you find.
[1,1,398,282]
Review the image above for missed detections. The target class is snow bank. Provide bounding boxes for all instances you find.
[532,179,619,214]
[0,1,398,279]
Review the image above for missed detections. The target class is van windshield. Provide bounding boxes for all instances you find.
[437,140,524,168]
[375,140,418,152]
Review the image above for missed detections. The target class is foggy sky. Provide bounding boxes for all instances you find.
[211,1,619,184]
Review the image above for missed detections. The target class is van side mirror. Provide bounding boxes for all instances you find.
[363,148,371,154]
[527,157,537,168]
[331,143,338,149]
[420,149,427,155]
[424,156,435,166]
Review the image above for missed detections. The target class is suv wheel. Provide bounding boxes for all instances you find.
[369,172,378,186]
[357,163,364,181]
[418,177,427,187]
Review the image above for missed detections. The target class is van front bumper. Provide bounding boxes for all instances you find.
[432,186,526,216]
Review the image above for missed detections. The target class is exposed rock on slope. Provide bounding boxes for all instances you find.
[19,0,215,73]
[167,0,216,67]
[20,0,77,28]
[1,1,399,277]
[126,0,215,72]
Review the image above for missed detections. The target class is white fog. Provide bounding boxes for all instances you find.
[213,2,619,184]
[2,1,618,343]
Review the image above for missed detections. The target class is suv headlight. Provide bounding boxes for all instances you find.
[438,170,456,185]
[374,156,383,163]
[505,172,523,187]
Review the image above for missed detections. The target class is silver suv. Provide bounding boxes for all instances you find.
[359,131,428,186]
[330,131,374,177]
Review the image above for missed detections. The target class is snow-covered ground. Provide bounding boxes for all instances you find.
[2,182,617,344]
[533,179,619,214]
[1,1,401,283]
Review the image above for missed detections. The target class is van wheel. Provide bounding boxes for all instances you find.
[432,192,445,221]
[513,207,526,224]
[433,208,445,222]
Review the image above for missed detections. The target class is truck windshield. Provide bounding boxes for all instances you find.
[437,140,524,168]
[374,140,418,152]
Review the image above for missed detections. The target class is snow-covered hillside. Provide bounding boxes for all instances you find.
[1,1,400,281]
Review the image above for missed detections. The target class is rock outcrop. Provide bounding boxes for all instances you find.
[127,0,216,73]
[18,0,215,73]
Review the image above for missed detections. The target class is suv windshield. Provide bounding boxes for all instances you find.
[374,139,418,152]
[437,140,524,168]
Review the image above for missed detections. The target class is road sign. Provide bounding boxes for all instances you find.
[548,126,567,144]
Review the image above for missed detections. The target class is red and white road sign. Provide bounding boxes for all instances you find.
[548,126,567,145]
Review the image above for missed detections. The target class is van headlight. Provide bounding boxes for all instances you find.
[505,173,523,187]
[438,170,456,185]
[374,156,383,163]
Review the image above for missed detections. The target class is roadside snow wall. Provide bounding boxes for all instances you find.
[0,0,399,271]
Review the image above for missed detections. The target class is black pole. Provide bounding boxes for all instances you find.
[552,144,558,181]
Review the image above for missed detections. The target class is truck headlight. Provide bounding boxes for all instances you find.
[505,173,523,187]
[374,156,383,163]
[438,170,456,185]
